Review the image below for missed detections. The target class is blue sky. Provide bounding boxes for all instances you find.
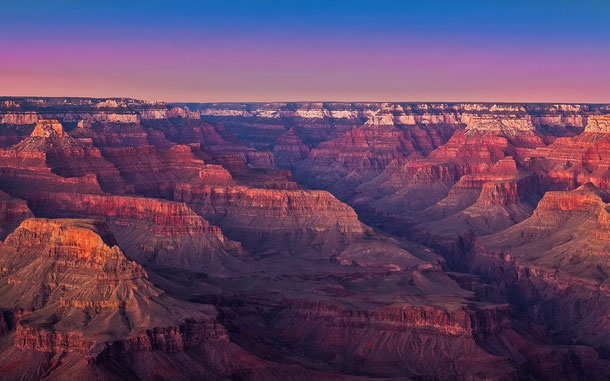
[2,0,609,101]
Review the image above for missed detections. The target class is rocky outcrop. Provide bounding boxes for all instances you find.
[30,119,67,138]
[291,107,459,197]
[0,218,223,353]
[0,147,105,195]
[175,185,363,233]
[97,144,235,198]
[584,114,610,133]
[349,115,545,226]
[272,127,310,168]
[469,184,610,354]
[526,115,610,190]
[0,218,274,381]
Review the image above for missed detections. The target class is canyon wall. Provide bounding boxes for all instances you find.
[1,97,609,380]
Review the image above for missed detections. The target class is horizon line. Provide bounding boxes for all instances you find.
[2,95,610,106]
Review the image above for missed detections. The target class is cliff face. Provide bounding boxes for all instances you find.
[1,97,610,380]
[584,114,610,133]
[22,192,245,274]
[225,298,517,379]
[0,218,225,354]
[470,184,610,355]
[173,184,432,268]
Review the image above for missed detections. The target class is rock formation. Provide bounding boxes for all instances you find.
[470,184,610,357]
[1,97,609,380]
[0,218,223,367]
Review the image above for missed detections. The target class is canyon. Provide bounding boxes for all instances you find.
[0,98,609,380]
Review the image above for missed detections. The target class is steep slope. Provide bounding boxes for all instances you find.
[409,157,543,262]
[470,184,610,354]
[23,192,245,275]
[0,218,229,379]
[174,184,432,270]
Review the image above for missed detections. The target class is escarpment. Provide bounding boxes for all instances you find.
[469,184,610,354]
[224,298,517,379]
[1,97,610,380]
[23,192,245,274]
[0,218,226,354]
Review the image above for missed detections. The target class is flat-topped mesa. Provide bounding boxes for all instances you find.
[27,192,225,237]
[475,180,524,206]
[584,115,610,133]
[175,185,364,232]
[535,183,608,213]
[465,115,536,136]
[489,156,519,176]
[30,119,67,138]
[174,184,376,259]
[473,157,533,206]
[6,218,137,269]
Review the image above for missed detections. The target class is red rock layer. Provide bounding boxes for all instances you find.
[351,116,546,223]
[226,299,516,379]
[23,192,244,273]
[469,184,610,354]
[1,98,610,380]
[407,157,543,258]
[0,218,222,354]
[0,149,104,195]
[175,184,362,255]
[97,144,234,198]
[13,119,129,193]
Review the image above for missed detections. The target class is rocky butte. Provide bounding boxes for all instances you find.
[0,97,609,380]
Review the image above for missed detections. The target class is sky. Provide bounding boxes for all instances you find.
[1,0,609,102]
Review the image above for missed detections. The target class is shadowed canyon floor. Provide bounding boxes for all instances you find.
[0,98,609,380]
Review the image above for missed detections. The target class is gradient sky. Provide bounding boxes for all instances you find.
[1,0,609,102]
